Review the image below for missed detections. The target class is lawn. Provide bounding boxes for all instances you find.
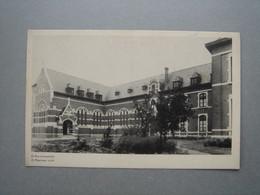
[174,139,231,155]
[31,136,231,155]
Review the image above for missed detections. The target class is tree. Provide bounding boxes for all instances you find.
[156,93,194,149]
[133,93,156,137]
[134,92,193,152]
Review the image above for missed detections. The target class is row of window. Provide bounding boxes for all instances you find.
[66,87,103,101]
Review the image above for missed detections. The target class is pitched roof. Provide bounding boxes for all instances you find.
[106,63,211,100]
[45,68,110,97]
[44,63,211,101]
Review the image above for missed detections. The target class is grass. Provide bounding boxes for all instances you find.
[175,139,231,155]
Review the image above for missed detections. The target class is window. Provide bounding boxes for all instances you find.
[142,85,148,90]
[190,77,200,85]
[230,56,232,82]
[120,109,129,126]
[77,108,88,126]
[199,93,207,107]
[95,94,102,101]
[86,92,94,99]
[39,85,46,94]
[107,110,115,126]
[134,110,141,126]
[149,82,159,94]
[127,88,133,93]
[190,72,201,86]
[115,91,120,96]
[179,121,186,131]
[37,100,47,123]
[77,90,84,97]
[66,87,74,94]
[173,81,182,88]
[199,115,207,132]
[93,110,102,126]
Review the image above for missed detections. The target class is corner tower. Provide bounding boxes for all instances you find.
[205,38,232,138]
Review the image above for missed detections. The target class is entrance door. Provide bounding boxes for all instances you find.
[63,120,73,135]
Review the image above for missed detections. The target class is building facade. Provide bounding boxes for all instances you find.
[31,38,232,138]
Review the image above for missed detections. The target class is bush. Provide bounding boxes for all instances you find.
[113,136,176,154]
[69,139,90,151]
[123,126,142,137]
[100,138,113,149]
[204,138,231,148]
[100,127,114,149]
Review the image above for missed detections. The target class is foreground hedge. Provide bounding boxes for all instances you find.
[113,136,176,154]
[204,138,232,148]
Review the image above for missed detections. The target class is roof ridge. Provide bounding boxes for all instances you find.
[45,67,110,88]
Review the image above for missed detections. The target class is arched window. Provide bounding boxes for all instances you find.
[199,93,207,107]
[134,109,141,126]
[120,108,129,126]
[149,81,159,94]
[93,110,102,126]
[38,100,47,123]
[107,110,115,126]
[76,107,88,126]
[199,115,207,132]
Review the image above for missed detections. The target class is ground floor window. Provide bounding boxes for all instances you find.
[93,110,102,126]
[120,109,128,126]
[199,115,207,132]
[107,110,115,126]
[77,108,88,126]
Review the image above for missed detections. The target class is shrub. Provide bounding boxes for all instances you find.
[204,138,231,148]
[113,136,176,154]
[100,138,113,149]
[123,126,142,137]
[100,126,114,149]
[69,139,90,151]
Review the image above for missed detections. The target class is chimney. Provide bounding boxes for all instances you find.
[165,67,169,83]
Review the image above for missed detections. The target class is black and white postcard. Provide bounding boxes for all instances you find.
[25,30,240,169]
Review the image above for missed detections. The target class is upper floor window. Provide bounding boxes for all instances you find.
[66,87,74,94]
[142,85,148,91]
[149,82,159,94]
[86,92,94,99]
[95,94,102,101]
[173,81,182,88]
[77,90,84,97]
[173,76,183,88]
[199,93,207,107]
[115,91,120,96]
[127,88,133,93]
[39,85,46,94]
[190,72,201,86]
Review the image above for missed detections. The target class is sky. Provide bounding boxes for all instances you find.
[30,31,218,86]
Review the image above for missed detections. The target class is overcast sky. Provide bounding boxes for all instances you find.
[31,31,218,86]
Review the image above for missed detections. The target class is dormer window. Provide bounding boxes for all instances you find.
[66,84,74,94]
[142,85,148,90]
[173,81,182,88]
[77,86,84,97]
[173,76,183,88]
[115,91,120,96]
[127,88,133,93]
[148,82,159,94]
[190,72,201,86]
[86,92,94,99]
[95,94,102,101]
